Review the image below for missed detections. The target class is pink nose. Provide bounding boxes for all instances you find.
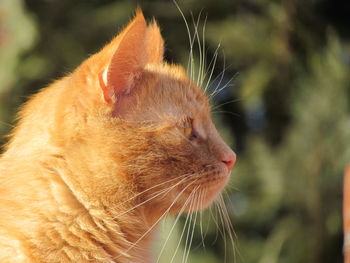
[222,153,236,171]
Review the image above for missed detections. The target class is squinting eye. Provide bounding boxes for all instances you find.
[183,126,192,138]
[180,118,196,140]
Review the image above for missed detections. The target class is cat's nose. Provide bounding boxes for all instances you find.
[222,152,236,171]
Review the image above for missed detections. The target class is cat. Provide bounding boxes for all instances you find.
[0,9,236,263]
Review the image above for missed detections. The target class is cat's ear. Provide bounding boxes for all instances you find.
[101,9,148,104]
[145,19,164,64]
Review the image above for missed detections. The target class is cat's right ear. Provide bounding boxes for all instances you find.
[100,10,148,104]
[145,19,164,64]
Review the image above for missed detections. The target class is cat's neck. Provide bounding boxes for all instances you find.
[1,147,158,263]
[51,155,160,262]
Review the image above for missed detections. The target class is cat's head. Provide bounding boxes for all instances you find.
[59,10,236,218]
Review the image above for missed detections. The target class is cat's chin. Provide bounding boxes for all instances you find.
[185,169,230,212]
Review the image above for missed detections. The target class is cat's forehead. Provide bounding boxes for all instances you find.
[145,63,209,105]
[145,63,188,82]
[145,63,210,119]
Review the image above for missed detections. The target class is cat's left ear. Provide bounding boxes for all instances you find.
[101,10,147,104]
[100,11,164,104]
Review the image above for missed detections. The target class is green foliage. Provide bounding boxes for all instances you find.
[0,0,349,262]
[234,36,349,263]
[0,0,36,138]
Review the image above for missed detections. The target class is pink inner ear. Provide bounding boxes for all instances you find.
[105,10,147,104]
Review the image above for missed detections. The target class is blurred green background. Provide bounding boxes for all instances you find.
[1,0,349,262]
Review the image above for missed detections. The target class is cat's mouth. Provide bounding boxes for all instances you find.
[142,164,231,217]
[179,163,230,212]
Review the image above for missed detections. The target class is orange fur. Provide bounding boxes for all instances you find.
[0,10,236,263]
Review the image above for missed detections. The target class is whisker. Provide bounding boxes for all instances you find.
[202,44,220,87]
[114,179,199,259]
[211,78,234,99]
[111,171,196,210]
[113,175,190,219]
[172,0,197,81]
[201,197,213,243]
[199,15,208,88]
[215,199,228,262]
[211,110,241,118]
[0,120,15,128]
[222,190,238,240]
[170,188,197,263]
[209,205,221,245]
[182,187,197,263]
[205,61,232,99]
[156,187,197,263]
[211,98,243,111]
[219,194,238,262]
[183,187,200,263]
[192,188,207,251]
[208,206,219,245]
[190,11,203,86]
[210,64,236,99]
[204,44,220,93]
[199,189,206,249]
[173,0,192,76]
[209,51,226,99]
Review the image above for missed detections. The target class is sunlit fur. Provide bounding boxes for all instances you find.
[0,10,235,263]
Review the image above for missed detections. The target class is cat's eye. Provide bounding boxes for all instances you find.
[183,125,192,138]
[180,118,197,140]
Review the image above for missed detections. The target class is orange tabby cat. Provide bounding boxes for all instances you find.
[0,9,236,263]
